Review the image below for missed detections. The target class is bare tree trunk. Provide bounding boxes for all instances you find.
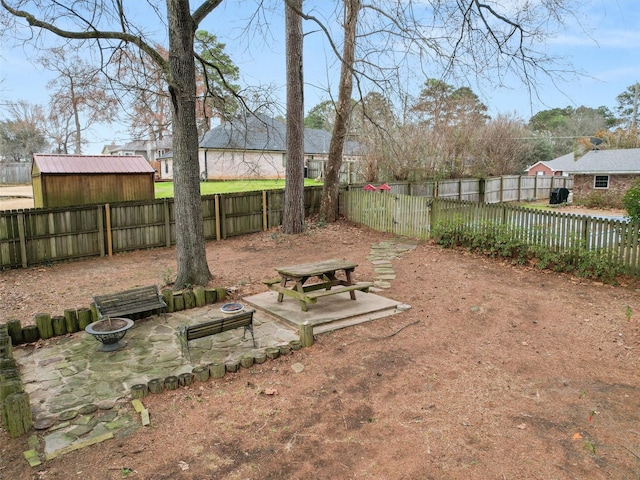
[168,0,212,289]
[283,0,305,234]
[319,0,359,222]
[632,83,639,130]
[71,83,82,154]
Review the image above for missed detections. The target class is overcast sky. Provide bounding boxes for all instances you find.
[0,0,638,154]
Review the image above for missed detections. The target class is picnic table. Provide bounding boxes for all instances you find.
[265,259,372,312]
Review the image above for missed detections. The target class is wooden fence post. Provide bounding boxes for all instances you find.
[582,217,591,249]
[262,190,268,231]
[97,206,105,257]
[17,212,27,268]
[105,203,113,257]
[517,176,522,202]
[164,198,171,247]
[214,195,221,241]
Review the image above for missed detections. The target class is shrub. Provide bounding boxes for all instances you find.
[432,217,623,283]
[576,191,622,209]
[622,178,640,222]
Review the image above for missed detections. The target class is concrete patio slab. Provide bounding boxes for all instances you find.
[243,289,404,334]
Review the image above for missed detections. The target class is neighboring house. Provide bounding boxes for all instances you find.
[525,158,569,176]
[102,137,173,163]
[534,148,640,204]
[31,154,155,208]
[158,114,364,181]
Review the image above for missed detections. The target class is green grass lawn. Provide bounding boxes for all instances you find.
[515,201,554,211]
[155,179,323,198]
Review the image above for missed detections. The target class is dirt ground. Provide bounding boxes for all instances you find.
[1,193,639,479]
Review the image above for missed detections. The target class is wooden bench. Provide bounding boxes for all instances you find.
[93,285,167,322]
[306,282,372,299]
[178,309,256,363]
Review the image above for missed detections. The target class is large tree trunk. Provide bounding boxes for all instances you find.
[282,0,305,234]
[319,0,360,222]
[168,0,212,289]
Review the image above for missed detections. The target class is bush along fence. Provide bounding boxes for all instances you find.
[342,191,639,281]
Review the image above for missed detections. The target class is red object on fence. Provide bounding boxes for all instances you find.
[363,184,377,191]
[378,183,391,192]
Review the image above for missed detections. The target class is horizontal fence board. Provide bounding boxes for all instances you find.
[109,201,168,253]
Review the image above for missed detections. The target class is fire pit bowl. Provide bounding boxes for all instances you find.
[220,302,244,314]
[85,317,135,352]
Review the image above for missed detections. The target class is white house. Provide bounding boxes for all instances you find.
[102,137,173,163]
[158,114,364,181]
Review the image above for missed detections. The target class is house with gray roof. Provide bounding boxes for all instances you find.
[102,137,173,162]
[159,114,364,181]
[529,148,640,205]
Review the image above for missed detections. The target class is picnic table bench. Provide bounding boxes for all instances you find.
[93,285,167,321]
[265,259,372,311]
[178,309,256,363]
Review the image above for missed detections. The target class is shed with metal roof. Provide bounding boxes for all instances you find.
[31,154,156,208]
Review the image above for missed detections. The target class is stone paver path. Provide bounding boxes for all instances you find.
[368,239,417,289]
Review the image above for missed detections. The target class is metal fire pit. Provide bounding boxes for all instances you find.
[85,317,135,352]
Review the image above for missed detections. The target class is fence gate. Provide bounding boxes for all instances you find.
[391,194,430,239]
[344,191,431,239]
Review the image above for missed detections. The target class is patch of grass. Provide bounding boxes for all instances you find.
[515,201,578,213]
[154,179,323,198]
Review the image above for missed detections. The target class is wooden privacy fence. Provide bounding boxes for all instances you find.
[0,187,323,269]
[0,163,31,184]
[347,175,573,203]
[341,191,640,277]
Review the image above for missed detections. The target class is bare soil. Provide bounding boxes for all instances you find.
[0,195,639,479]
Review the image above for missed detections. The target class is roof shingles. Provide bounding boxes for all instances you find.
[545,148,640,174]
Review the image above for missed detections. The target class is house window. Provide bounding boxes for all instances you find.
[594,175,609,189]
